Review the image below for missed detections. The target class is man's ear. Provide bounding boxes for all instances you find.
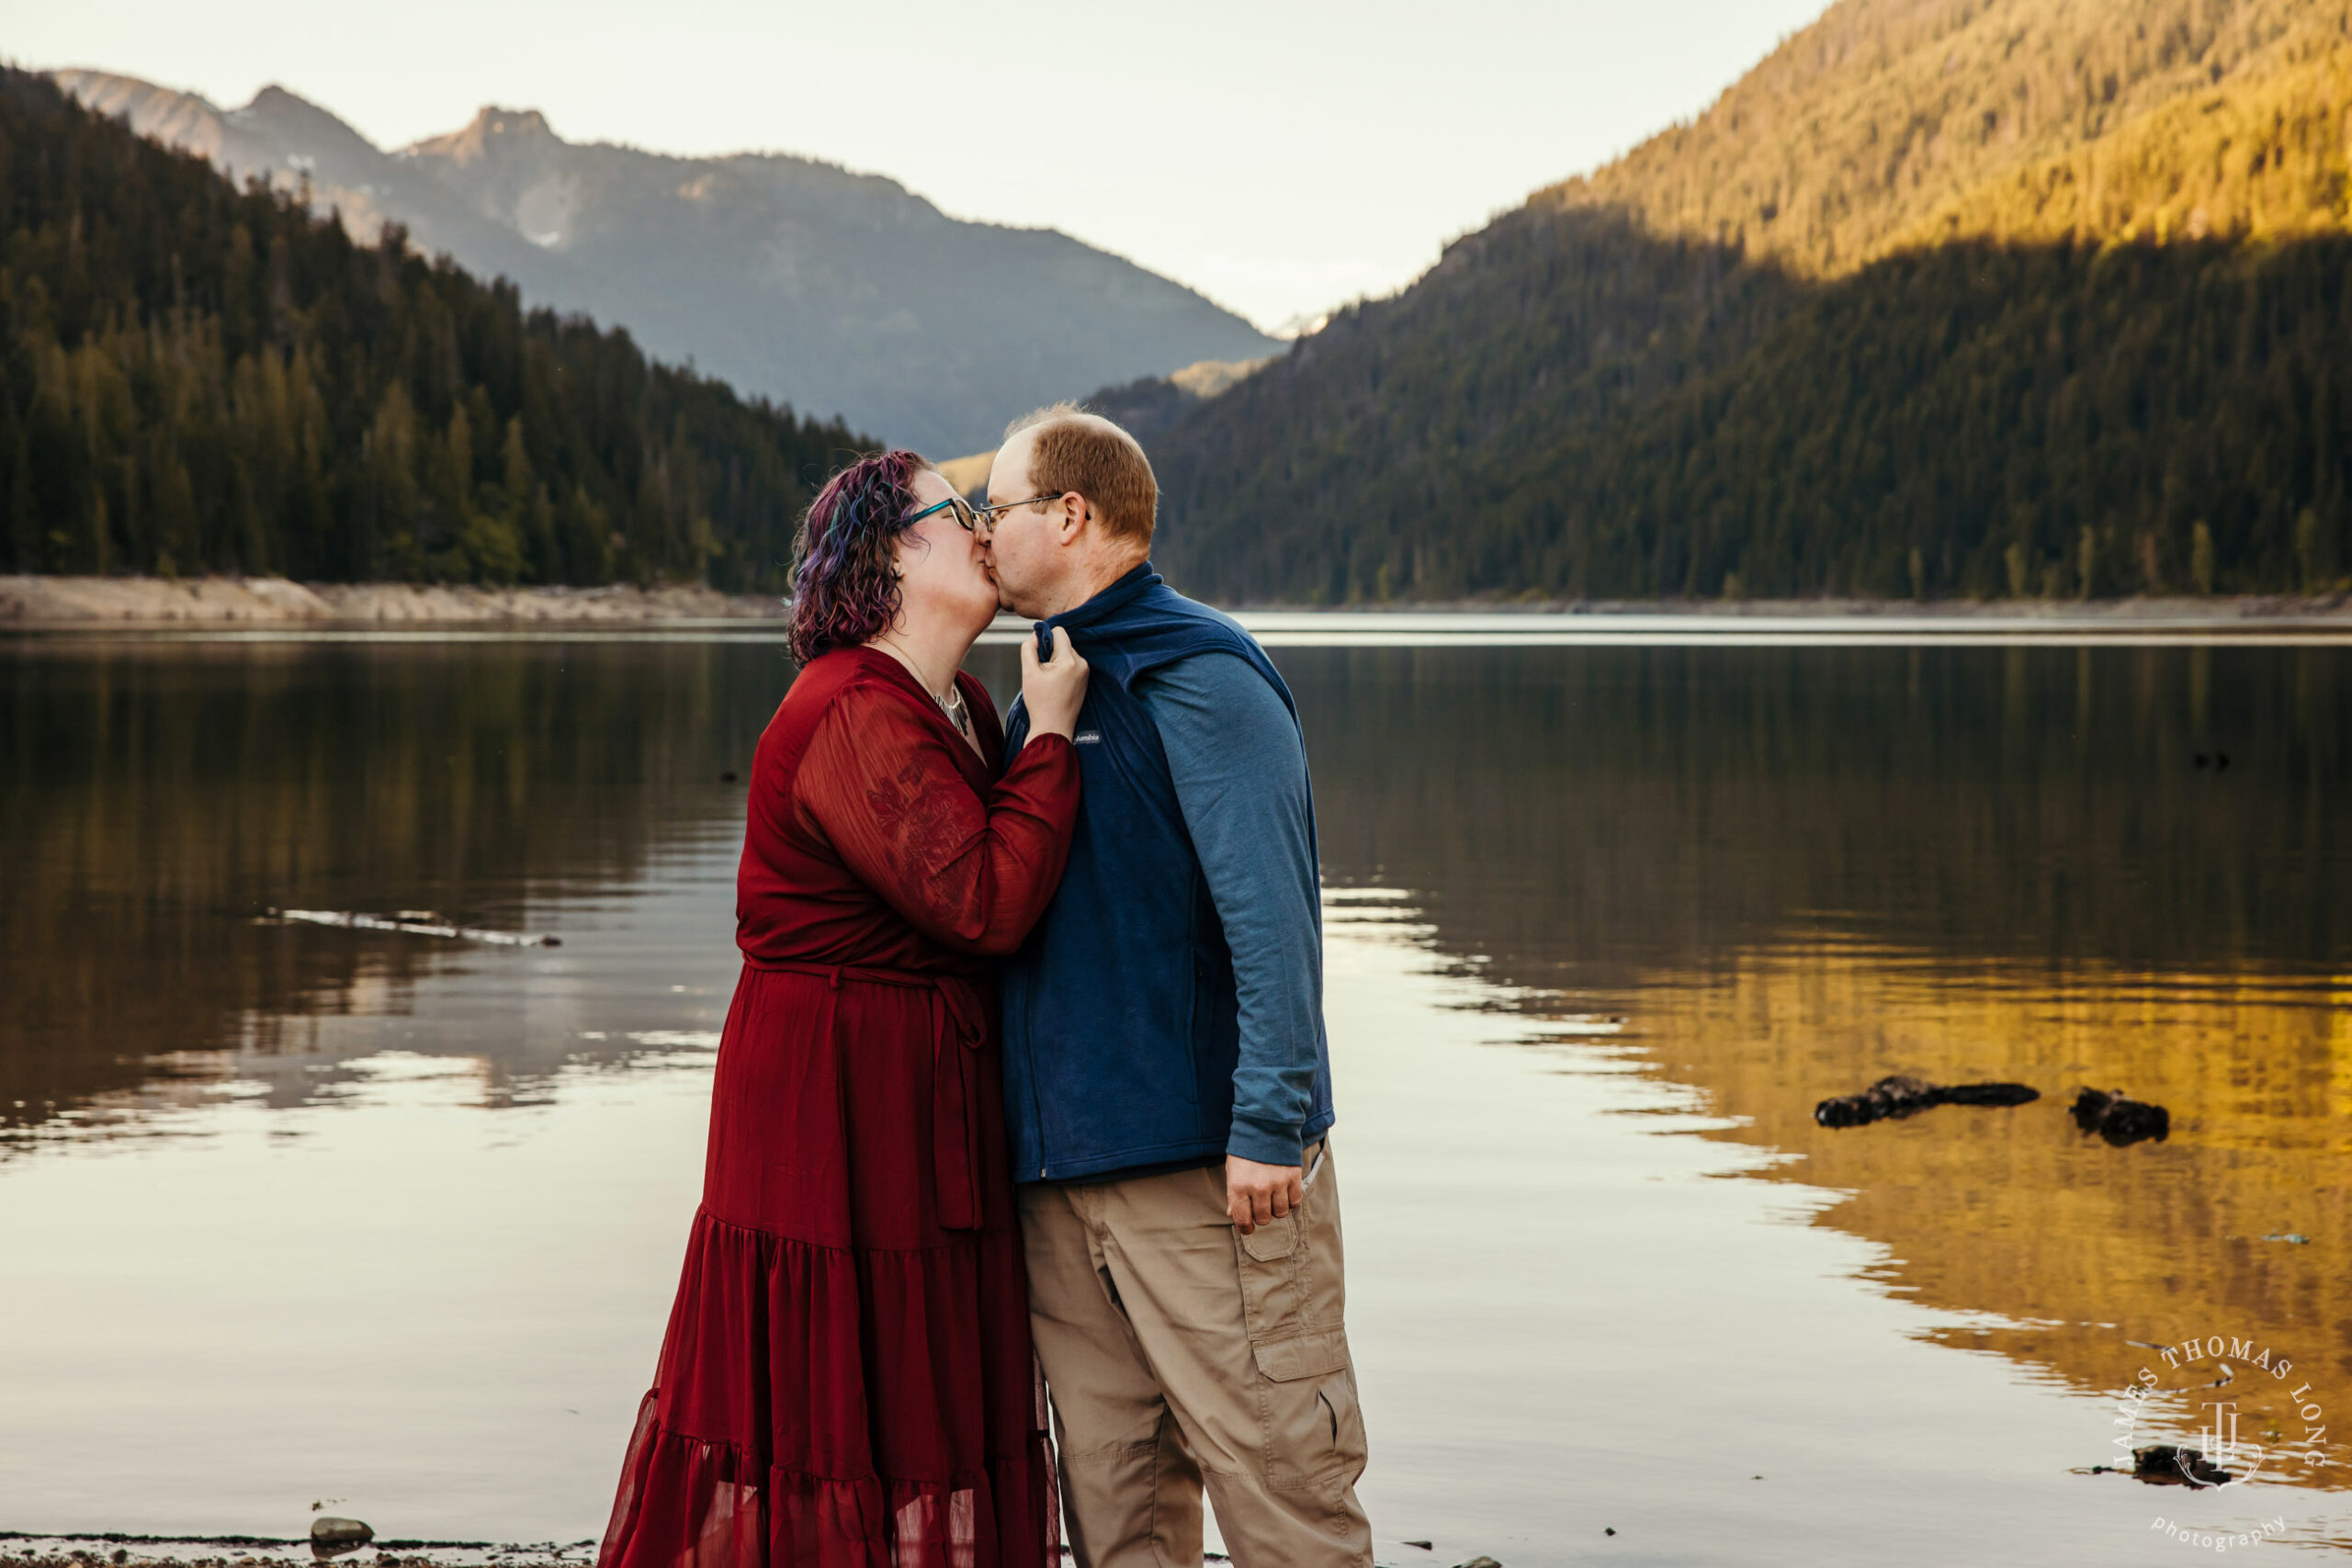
[1056,494,1088,546]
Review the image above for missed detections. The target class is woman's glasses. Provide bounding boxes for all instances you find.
[904,495,981,533]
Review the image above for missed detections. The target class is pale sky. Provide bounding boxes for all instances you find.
[10,0,1828,332]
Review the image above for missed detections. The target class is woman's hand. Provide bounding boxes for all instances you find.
[1020,626,1090,740]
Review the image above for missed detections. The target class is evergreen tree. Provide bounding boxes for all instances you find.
[0,68,864,589]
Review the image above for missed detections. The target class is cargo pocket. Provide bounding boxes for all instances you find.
[1252,1335,1362,1487]
[1233,1211,1307,1344]
[1234,1200,1361,1489]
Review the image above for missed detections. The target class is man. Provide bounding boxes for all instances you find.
[979,405,1371,1568]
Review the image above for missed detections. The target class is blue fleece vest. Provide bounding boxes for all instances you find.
[1001,565,1336,1181]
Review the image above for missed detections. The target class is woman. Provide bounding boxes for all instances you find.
[598,449,1090,1568]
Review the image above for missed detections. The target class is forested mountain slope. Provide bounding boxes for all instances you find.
[54,70,1277,457]
[1149,0,2352,602]
[0,70,859,590]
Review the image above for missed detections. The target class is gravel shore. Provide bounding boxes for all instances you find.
[6,573,2346,629]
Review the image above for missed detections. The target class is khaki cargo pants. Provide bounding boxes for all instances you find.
[1019,1139,1372,1568]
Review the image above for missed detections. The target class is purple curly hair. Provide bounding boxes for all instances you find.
[787,448,934,664]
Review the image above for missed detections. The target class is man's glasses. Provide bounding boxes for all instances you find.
[973,491,1082,530]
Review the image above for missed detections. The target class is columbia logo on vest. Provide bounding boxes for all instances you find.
[1075,731,1102,744]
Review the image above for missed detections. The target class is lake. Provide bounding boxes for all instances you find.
[3,626,2348,1566]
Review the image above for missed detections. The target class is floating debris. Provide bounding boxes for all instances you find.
[1815,1074,2040,1128]
[2262,1231,2311,1245]
[2071,1087,2169,1146]
[263,909,560,948]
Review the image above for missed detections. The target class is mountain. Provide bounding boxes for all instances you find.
[51,70,1278,457]
[0,68,858,590]
[1145,0,2352,603]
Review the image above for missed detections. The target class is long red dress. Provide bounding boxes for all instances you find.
[599,645,1080,1568]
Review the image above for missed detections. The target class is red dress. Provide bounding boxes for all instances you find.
[599,646,1080,1568]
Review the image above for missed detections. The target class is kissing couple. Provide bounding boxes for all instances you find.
[594,406,1372,1568]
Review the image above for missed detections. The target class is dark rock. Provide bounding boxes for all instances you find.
[1815,1075,2041,1128]
[2132,1444,2231,1485]
[1402,1545,1433,1553]
[718,771,739,784]
[307,1521,372,1562]
[2071,1088,2170,1146]
[1453,1559,1505,1568]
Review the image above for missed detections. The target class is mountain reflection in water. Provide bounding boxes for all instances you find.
[1289,641,2350,1492]
[3,634,2347,1547]
[3,639,790,1130]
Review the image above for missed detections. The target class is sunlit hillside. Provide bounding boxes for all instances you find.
[1150,0,2352,604]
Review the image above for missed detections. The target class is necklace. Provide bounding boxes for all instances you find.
[934,680,969,733]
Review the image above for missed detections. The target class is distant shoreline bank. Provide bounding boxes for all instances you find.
[5,574,2349,629]
[0,576,785,626]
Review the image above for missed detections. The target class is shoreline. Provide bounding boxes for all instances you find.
[0,577,784,626]
[5,574,2350,630]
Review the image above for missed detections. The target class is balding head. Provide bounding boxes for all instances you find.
[983,404,1157,618]
[999,404,1158,546]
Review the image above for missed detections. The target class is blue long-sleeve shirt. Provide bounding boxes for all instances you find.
[1132,650,1327,1167]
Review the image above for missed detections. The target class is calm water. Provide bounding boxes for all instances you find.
[3,631,2348,1564]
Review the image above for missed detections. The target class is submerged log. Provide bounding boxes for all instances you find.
[1815,1074,2040,1128]
[2072,1087,2171,1146]
[264,908,561,948]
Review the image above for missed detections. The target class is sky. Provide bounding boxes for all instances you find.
[8,0,1831,333]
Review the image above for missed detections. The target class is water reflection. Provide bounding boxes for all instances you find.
[1,639,794,1137]
[1288,643,2351,1493]
[3,634,2347,1551]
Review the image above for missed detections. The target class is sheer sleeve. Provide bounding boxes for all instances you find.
[797,684,1080,957]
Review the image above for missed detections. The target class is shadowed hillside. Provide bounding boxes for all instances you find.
[0,69,859,588]
[1147,0,2352,604]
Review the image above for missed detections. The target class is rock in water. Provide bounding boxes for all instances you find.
[1815,1074,1938,1127]
[1815,1075,2041,1128]
[2132,1444,2231,1485]
[310,1518,374,1559]
[2071,1088,2170,1146]
[1453,1559,1506,1568]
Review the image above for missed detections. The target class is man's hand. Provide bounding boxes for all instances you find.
[1226,1154,1306,1236]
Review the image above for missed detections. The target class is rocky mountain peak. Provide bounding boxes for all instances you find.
[47,63,1275,453]
[408,106,560,167]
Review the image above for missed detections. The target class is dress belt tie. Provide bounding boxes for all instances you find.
[741,957,990,1231]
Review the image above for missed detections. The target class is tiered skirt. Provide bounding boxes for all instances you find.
[598,964,1058,1568]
